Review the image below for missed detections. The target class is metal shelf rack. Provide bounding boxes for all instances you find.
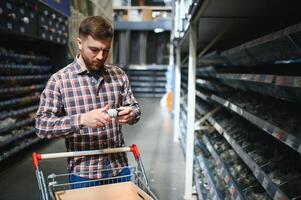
[174,1,301,199]
[195,155,224,200]
[201,133,246,200]
[211,94,301,154]
[207,115,292,200]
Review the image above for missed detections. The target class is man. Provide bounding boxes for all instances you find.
[35,16,141,188]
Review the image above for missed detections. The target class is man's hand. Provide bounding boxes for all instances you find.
[116,106,135,124]
[80,105,111,128]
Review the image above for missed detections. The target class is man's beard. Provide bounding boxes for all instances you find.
[82,54,104,71]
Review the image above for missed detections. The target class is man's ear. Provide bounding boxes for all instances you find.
[76,37,82,50]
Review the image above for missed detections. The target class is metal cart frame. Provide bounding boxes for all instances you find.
[32,144,158,200]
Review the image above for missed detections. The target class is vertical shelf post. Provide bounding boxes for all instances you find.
[173,45,181,142]
[184,22,197,200]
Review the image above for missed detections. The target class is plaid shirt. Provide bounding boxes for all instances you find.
[35,58,140,179]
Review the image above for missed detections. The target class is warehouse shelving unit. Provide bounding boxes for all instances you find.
[201,133,246,200]
[195,155,225,200]
[113,1,172,98]
[0,0,69,162]
[174,0,301,199]
[211,94,301,154]
[124,64,167,97]
[193,170,207,200]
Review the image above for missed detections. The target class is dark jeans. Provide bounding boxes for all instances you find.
[68,167,131,189]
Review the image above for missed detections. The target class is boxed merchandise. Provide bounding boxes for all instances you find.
[55,182,154,200]
[142,9,153,21]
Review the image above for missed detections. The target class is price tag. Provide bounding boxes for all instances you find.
[274,129,284,140]
[262,177,269,189]
[224,132,230,140]
[274,191,287,200]
[238,107,243,115]
[254,167,259,177]
[265,123,274,134]
[286,134,294,146]
[231,104,238,113]
[217,125,223,133]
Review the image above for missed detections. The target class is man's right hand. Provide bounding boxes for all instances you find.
[80,105,111,128]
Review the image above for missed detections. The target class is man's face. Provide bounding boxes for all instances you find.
[77,35,111,71]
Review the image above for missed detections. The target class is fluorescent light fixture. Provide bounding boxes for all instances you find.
[154,28,164,33]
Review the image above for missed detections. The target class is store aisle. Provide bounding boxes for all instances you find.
[0,98,185,200]
[124,98,186,200]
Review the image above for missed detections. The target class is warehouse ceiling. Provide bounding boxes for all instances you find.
[180,0,301,56]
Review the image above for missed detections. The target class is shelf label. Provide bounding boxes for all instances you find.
[262,177,269,189]
[285,134,294,145]
[254,167,260,178]
[274,129,284,140]
[274,190,287,200]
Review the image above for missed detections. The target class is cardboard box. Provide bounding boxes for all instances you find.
[141,10,153,21]
[55,182,154,200]
[122,12,128,21]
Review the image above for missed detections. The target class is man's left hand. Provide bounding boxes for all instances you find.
[116,106,135,124]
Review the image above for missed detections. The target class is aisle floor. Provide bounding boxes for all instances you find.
[0,98,186,200]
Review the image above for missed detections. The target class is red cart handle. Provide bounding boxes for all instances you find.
[32,152,41,170]
[32,144,141,169]
[130,144,140,160]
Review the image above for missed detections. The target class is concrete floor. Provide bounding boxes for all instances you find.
[0,98,186,200]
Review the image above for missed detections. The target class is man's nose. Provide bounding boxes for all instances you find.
[96,51,104,60]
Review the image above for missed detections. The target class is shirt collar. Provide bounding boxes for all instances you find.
[74,54,110,77]
[74,54,88,74]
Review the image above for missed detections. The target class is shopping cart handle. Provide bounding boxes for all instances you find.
[32,144,141,169]
[130,144,140,160]
[32,152,41,169]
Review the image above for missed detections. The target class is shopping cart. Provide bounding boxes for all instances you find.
[32,144,158,200]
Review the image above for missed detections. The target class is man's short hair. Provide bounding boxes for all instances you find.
[79,16,113,40]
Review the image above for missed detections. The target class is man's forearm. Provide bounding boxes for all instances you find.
[35,114,81,138]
